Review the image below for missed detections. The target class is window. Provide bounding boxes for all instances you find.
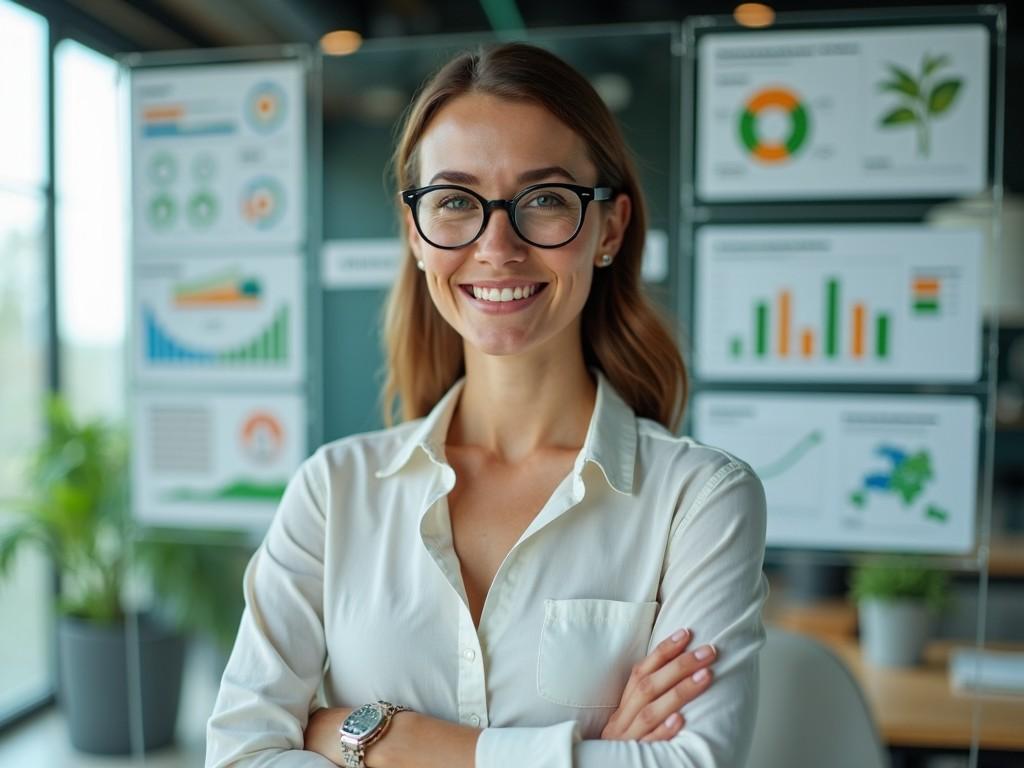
[55,39,126,423]
[0,0,54,723]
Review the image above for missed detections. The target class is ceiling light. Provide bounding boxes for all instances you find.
[734,3,775,28]
[321,30,363,56]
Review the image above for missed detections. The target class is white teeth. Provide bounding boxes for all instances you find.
[471,284,541,302]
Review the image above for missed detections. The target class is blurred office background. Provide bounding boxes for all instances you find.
[0,1,1022,766]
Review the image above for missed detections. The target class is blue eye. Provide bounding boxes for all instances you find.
[524,192,566,208]
[438,195,475,210]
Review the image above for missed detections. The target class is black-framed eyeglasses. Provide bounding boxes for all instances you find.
[401,183,613,250]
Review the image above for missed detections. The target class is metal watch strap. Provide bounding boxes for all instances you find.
[339,701,409,768]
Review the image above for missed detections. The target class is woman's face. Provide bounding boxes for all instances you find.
[408,92,629,359]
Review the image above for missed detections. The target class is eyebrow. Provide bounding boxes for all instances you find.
[427,166,579,186]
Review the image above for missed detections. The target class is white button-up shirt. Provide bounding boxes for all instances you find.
[206,371,768,767]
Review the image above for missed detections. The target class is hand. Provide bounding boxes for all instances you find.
[600,628,717,742]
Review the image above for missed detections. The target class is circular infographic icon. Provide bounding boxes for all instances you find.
[245,81,287,134]
[192,152,217,183]
[240,411,284,465]
[187,190,218,228]
[241,176,285,230]
[739,87,810,164]
[147,193,177,229]
[147,152,177,187]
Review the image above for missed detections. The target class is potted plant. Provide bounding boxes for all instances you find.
[849,557,950,667]
[0,397,249,754]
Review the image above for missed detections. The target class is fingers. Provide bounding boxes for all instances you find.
[618,642,718,741]
[640,711,686,742]
[626,628,693,684]
[635,663,715,741]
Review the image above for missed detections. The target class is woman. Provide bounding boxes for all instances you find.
[207,43,767,768]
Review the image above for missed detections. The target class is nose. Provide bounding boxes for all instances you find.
[473,206,526,266]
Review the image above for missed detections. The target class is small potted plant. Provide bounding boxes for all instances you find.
[850,556,950,667]
[0,397,249,754]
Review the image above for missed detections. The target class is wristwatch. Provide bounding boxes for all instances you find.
[338,700,409,768]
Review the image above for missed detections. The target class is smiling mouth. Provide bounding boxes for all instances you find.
[460,283,548,303]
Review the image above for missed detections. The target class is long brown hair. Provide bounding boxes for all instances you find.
[381,43,687,431]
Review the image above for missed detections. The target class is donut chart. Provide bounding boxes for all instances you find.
[739,87,810,164]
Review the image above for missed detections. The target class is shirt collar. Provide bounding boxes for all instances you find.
[375,369,637,496]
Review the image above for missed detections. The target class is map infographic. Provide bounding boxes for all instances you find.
[691,392,980,553]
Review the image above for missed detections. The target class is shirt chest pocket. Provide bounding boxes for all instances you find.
[536,598,659,709]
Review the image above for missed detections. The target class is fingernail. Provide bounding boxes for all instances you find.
[671,628,689,643]
[693,667,710,683]
[664,713,680,727]
[694,644,715,661]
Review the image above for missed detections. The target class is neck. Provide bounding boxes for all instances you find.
[448,344,596,464]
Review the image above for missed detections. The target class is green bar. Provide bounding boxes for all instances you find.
[826,278,839,358]
[730,337,743,358]
[914,299,939,314]
[876,314,889,359]
[279,308,288,360]
[756,302,768,357]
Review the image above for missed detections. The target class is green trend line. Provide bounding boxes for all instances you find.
[757,430,824,479]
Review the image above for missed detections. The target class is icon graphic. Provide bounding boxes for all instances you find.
[148,153,177,187]
[246,81,287,134]
[241,176,285,229]
[240,411,285,464]
[877,54,963,157]
[188,191,219,228]
[738,87,810,164]
[148,194,177,228]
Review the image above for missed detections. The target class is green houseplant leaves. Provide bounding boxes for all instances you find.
[877,52,964,157]
[0,396,250,649]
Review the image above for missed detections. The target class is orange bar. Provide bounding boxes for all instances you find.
[852,303,865,358]
[778,291,791,357]
[913,277,940,294]
[143,105,185,121]
[801,329,814,358]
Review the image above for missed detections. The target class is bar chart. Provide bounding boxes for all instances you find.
[695,225,982,382]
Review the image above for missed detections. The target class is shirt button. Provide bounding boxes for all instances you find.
[462,648,476,661]
[469,714,481,726]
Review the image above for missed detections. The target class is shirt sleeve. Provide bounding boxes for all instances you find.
[205,453,336,768]
[476,460,769,768]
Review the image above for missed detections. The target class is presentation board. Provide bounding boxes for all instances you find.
[696,24,989,201]
[128,54,312,530]
[694,225,983,383]
[692,391,980,553]
[131,60,305,250]
[134,254,304,385]
[132,391,306,528]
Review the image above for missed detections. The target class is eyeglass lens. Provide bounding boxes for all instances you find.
[415,186,583,248]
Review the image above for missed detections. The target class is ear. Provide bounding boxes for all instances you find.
[596,193,631,262]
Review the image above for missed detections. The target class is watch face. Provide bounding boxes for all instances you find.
[341,704,384,739]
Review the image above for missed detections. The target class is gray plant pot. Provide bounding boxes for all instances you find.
[858,597,932,667]
[57,615,185,754]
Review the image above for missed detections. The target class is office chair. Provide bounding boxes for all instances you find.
[746,627,889,768]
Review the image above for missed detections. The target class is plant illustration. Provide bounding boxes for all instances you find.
[877,53,963,157]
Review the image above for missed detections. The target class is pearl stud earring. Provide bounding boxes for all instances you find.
[599,253,613,267]
[416,259,425,271]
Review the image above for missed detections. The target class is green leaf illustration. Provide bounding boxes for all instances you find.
[880,107,918,126]
[885,64,919,97]
[922,53,950,77]
[928,79,962,115]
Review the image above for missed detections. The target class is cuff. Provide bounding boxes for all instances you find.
[475,720,580,768]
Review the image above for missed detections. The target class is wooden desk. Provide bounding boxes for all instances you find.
[821,636,1024,751]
